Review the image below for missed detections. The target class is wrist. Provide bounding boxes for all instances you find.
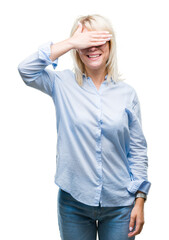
[135,197,145,205]
[66,37,76,50]
[135,191,147,203]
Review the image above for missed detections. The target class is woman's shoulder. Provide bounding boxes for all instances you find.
[52,68,76,84]
[116,80,136,94]
[55,68,74,78]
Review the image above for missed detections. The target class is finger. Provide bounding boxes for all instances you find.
[129,215,135,232]
[91,31,110,34]
[128,222,143,237]
[91,36,112,41]
[76,21,83,33]
[91,38,111,42]
[128,228,140,237]
[90,41,110,46]
[90,42,107,46]
[91,34,112,38]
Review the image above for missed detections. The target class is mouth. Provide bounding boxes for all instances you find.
[86,54,102,60]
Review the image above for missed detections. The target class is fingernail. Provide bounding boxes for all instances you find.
[129,227,133,231]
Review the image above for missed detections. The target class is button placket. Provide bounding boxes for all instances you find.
[94,93,103,205]
[85,75,105,205]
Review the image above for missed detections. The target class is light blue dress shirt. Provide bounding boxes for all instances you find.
[18,41,151,207]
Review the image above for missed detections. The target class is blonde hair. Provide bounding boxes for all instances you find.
[69,14,125,86]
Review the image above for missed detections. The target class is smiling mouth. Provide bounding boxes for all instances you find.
[86,54,102,59]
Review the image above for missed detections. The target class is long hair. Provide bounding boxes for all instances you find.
[69,14,125,86]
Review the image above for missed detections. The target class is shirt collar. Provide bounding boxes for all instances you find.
[82,73,115,83]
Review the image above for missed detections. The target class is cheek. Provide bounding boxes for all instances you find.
[105,50,110,60]
[80,55,87,63]
[78,53,86,62]
[101,53,109,63]
[78,49,86,56]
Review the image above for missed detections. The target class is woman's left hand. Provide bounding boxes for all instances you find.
[128,199,145,238]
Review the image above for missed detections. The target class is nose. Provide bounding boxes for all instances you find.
[88,46,98,51]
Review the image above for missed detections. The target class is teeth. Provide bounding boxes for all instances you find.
[88,55,100,58]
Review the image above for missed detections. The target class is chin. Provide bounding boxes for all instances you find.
[86,62,105,70]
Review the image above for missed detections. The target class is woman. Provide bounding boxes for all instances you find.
[18,14,151,240]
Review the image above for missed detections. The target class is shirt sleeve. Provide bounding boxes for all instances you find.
[17,41,58,97]
[125,90,151,195]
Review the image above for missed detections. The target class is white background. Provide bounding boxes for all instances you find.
[0,0,168,239]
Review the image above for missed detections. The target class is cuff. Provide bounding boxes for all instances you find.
[127,179,151,195]
[38,41,58,69]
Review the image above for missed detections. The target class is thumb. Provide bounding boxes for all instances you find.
[129,215,135,232]
[76,21,83,33]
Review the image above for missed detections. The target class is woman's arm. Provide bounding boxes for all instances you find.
[17,41,59,97]
[18,22,112,96]
[49,23,112,61]
[126,90,151,238]
[49,38,74,61]
[125,90,151,196]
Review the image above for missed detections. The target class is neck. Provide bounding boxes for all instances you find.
[85,67,108,84]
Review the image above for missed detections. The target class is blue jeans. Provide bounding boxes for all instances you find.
[57,188,135,240]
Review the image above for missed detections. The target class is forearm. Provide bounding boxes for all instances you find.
[49,38,74,61]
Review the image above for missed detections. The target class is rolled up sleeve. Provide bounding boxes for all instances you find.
[126,91,151,195]
[17,41,58,97]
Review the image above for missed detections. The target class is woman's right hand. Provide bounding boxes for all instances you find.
[69,22,112,50]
